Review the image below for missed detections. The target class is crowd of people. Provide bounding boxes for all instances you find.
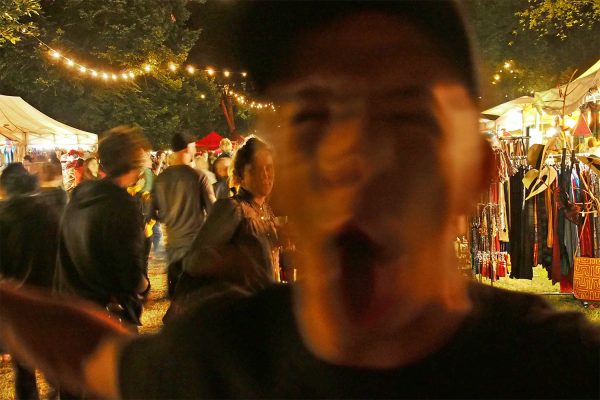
[0,126,282,398]
[0,1,598,399]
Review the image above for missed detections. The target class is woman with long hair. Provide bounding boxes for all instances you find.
[166,137,279,320]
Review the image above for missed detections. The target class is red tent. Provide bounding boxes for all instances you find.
[195,131,223,150]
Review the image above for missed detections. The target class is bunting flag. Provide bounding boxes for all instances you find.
[573,114,593,137]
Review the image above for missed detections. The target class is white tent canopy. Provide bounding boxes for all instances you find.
[535,58,600,115]
[481,96,534,117]
[0,95,97,147]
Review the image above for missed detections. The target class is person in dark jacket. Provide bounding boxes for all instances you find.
[165,137,278,321]
[0,163,61,400]
[55,126,150,326]
[33,161,68,215]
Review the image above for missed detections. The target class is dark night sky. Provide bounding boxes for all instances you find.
[186,1,242,70]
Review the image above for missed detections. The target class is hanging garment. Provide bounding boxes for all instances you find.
[576,168,594,258]
[536,193,552,269]
[498,181,510,242]
[509,167,534,279]
[590,173,600,255]
[551,158,576,292]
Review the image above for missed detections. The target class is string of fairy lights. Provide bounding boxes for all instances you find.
[225,88,275,111]
[32,36,274,110]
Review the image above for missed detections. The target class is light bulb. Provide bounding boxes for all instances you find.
[186,65,195,74]
[200,94,206,99]
[79,66,87,73]
[102,72,109,80]
[51,51,61,59]
[122,73,129,80]
[111,74,117,80]
[66,59,74,67]
[241,72,247,77]
[223,70,230,78]
[128,71,135,78]
[143,64,151,72]
[91,70,98,77]
[168,63,177,72]
[206,68,215,76]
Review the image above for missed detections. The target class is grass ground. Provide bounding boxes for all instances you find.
[0,261,598,399]
[0,255,169,400]
[479,266,600,321]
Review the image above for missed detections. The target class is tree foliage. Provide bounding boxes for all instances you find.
[0,0,254,148]
[0,0,40,46]
[516,0,600,40]
[465,0,600,107]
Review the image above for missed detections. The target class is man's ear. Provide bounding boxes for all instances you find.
[456,138,494,215]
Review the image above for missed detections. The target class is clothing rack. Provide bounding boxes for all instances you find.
[509,152,590,161]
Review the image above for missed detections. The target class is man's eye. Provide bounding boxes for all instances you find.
[291,110,330,125]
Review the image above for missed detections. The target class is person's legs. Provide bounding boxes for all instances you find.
[152,223,162,254]
[143,237,152,273]
[167,259,183,299]
[13,360,39,400]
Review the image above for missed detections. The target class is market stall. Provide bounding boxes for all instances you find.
[535,58,600,116]
[0,95,97,154]
[470,59,600,300]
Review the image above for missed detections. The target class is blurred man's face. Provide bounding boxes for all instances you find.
[268,14,484,331]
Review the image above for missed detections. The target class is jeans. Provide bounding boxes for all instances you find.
[152,223,162,252]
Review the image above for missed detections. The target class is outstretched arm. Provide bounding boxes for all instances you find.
[0,282,133,398]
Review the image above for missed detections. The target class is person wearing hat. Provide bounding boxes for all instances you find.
[0,1,599,398]
[151,132,216,298]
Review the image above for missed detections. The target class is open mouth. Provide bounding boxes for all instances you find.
[332,223,382,323]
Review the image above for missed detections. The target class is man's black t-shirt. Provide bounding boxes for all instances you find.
[119,283,600,399]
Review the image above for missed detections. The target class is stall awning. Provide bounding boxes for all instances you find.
[535,58,600,115]
[0,95,97,147]
[195,131,223,150]
[481,96,534,117]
